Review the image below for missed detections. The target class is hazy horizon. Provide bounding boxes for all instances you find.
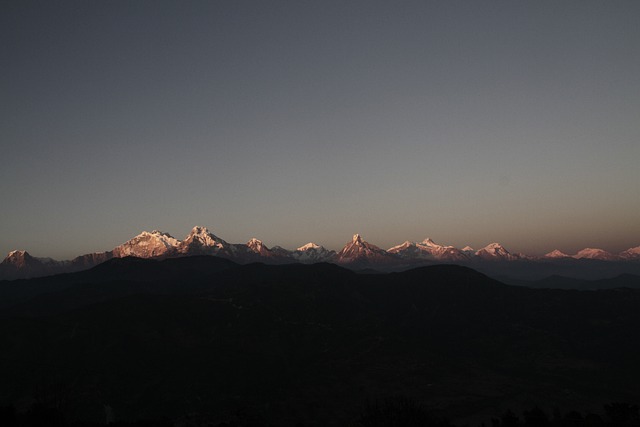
[2,1,639,259]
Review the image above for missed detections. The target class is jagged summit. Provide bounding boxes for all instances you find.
[112,230,180,258]
[6,249,28,258]
[247,238,271,256]
[3,250,31,265]
[247,237,263,248]
[336,234,394,265]
[475,243,517,261]
[180,226,228,255]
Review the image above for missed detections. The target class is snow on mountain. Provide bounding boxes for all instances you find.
[246,238,271,256]
[179,226,229,255]
[387,238,468,261]
[387,241,423,257]
[462,246,475,254]
[620,246,640,260]
[111,230,180,258]
[2,250,43,269]
[242,239,294,263]
[336,234,395,264]
[475,243,518,261]
[292,243,335,263]
[544,249,572,259]
[573,248,621,261]
[418,238,469,261]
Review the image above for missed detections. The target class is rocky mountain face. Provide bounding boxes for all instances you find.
[0,250,66,279]
[111,230,180,258]
[2,226,639,280]
[335,234,397,266]
[178,226,229,256]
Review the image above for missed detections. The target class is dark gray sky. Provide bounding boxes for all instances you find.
[2,0,639,259]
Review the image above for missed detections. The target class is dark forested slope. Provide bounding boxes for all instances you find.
[1,257,640,425]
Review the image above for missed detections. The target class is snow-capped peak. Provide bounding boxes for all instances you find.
[462,246,474,252]
[292,243,335,263]
[620,246,640,260]
[388,238,468,261]
[574,248,620,261]
[111,229,180,258]
[544,249,571,259]
[297,242,322,251]
[247,238,268,253]
[387,241,415,252]
[179,226,228,255]
[475,243,516,260]
[189,225,209,235]
[336,234,392,264]
[7,250,27,258]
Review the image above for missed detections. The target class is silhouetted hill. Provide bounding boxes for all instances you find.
[2,257,640,425]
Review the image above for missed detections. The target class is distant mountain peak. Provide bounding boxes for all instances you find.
[544,249,571,259]
[293,242,335,263]
[6,250,28,258]
[2,250,33,267]
[574,248,620,261]
[247,238,269,254]
[111,229,180,258]
[475,243,516,260]
[297,242,322,251]
[179,226,228,255]
[337,234,393,265]
[621,246,640,260]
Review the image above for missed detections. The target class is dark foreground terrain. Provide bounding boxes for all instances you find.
[1,256,640,426]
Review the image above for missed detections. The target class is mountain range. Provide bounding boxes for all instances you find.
[1,225,639,280]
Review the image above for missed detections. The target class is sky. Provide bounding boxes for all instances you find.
[1,0,639,259]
